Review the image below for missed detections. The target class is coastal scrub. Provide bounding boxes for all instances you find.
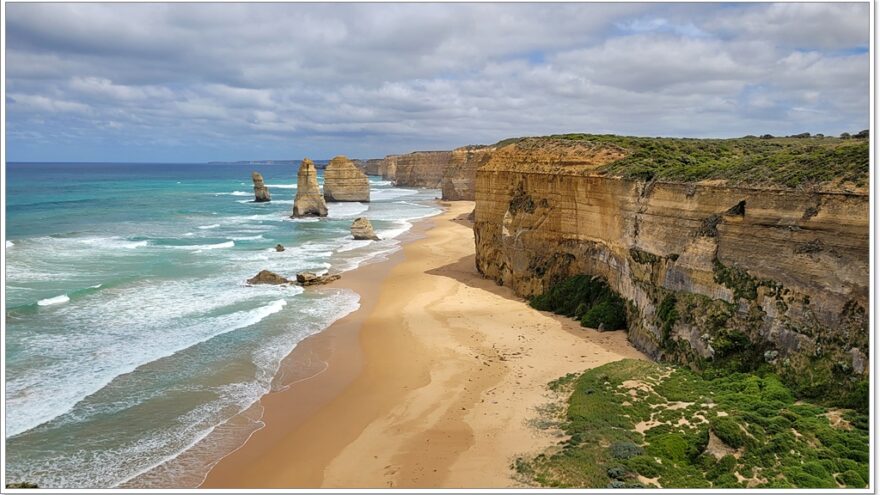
[515,359,869,489]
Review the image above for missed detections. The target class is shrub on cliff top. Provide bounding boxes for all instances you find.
[520,133,868,188]
[518,359,869,489]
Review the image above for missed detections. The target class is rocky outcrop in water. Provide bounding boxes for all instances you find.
[296,271,341,286]
[441,146,495,200]
[252,171,271,202]
[323,155,370,202]
[380,151,452,187]
[275,244,285,252]
[247,270,290,285]
[351,217,380,240]
[292,158,328,217]
[473,137,869,399]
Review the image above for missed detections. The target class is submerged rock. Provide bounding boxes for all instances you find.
[275,244,285,252]
[296,271,341,286]
[247,270,290,285]
[351,217,380,240]
[252,171,271,202]
[292,158,328,217]
[323,155,370,202]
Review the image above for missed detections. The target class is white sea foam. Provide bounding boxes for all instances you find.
[11,291,360,489]
[230,235,264,241]
[265,184,296,189]
[37,294,70,306]
[6,240,14,248]
[78,237,149,249]
[371,188,417,201]
[197,224,220,230]
[369,180,393,186]
[326,202,368,218]
[230,191,250,196]
[171,241,235,251]
[6,288,299,438]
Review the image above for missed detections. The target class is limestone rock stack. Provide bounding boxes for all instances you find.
[252,171,271,202]
[323,155,370,202]
[292,158,328,217]
[350,217,380,240]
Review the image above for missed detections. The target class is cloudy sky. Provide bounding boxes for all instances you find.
[4,2,870,162]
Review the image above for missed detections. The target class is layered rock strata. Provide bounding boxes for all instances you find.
[252,171,271,202]
[441,146,496,200]
[323,155,370,202]
[292,158,328,217]
[473,138,869,396]
[356,159,383,176]
[381,151,452,187]
[378,155,398,182]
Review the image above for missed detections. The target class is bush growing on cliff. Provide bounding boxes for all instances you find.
[527,133,868,188]
[529,275,627,330]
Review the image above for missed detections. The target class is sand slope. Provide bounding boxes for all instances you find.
[202,201,646,488]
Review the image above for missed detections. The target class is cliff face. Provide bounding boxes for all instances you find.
[362,159,383,176]
[382,151,452,188]
[474,139,869,396]
[440,146,496,201]
[323,155,370,202]
[379,155,398,182]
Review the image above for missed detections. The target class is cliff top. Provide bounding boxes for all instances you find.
[492,134,868,191]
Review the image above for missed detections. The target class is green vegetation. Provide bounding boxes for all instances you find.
[5,482,39,488]
[515,360,869,489]
[529,275,627,330]
[524,133,868,188]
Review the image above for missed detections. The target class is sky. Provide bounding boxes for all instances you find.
[4,2,871,162]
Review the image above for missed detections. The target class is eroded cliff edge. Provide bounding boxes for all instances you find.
[474,136,868,400]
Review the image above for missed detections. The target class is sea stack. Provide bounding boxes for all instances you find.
[351,217,380,240]
[252,171,271,202]
[292,158,328,217]
[323,155,370,202]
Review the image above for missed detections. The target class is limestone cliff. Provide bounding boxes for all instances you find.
[323,155,370,202]
[378,155,397,182]
[252,171,271,202]
[381,151,452,187]
[441,146,496,200]
[292,158,328,217]
[474,137,869,399]
[359,159,383,176]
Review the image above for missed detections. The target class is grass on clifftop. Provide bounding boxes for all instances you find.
[514,360,869,489]
[506,134,868,189]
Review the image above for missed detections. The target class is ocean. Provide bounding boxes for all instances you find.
[4,161,441,488]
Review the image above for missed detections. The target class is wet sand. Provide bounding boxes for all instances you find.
[201,200,646,488]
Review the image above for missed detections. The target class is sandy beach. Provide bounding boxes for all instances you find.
[201,200,647,489]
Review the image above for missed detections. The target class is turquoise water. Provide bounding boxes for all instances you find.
[4,162,440,488]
